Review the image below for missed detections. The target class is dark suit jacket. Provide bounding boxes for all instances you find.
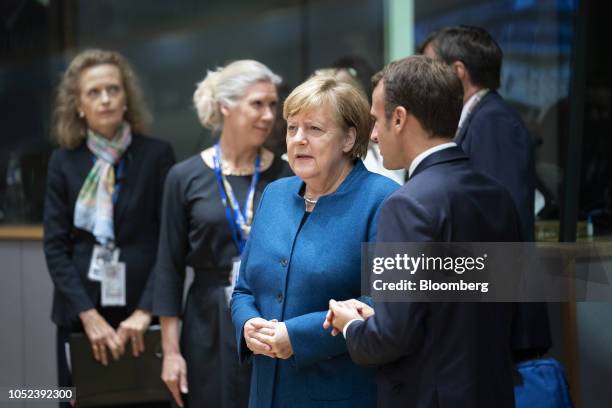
[456,91,551,353]
[346,146,520,408]
[44,134,175,327]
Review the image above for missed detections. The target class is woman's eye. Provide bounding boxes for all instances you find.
[287,125,297,132]
[108,85,120,94]
[310,126,322,132]
[252,100,263,107]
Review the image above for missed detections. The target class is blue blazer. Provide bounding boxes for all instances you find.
[231,161,398,408]
[346,146,521,408]
[456,90,535,241]
[456,92,551,353]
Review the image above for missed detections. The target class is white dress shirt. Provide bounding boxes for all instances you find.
[458,91,481,129]
[456,89,489,138]
[342,318,363,338]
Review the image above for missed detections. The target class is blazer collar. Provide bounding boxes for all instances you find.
[291,159,367,205]
[113,137,141,226]
[455,90,498,145]
[73,142,95,179]
[409,145,468,179]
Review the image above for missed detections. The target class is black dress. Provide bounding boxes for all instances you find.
[152,153,291,408]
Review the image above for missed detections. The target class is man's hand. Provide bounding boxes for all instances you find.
[79,309,124,366]
[323,299,375,336]
[251,321,294,359]
[244,318,277,358]
[161,352,188,407]
[117,309,152,357]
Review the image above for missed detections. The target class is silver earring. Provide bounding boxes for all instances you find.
[78,111,85,118]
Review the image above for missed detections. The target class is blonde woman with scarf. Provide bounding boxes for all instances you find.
[43,49,175,405]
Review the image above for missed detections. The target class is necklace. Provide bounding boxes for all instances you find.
[202,147,274,175]
[220,160,255,176]
[304,193,318,205]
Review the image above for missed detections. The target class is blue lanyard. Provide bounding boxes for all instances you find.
[91,155,125,205]
[212,143,260,254]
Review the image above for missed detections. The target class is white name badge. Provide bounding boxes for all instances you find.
[88,245,120,282]
[101,262,126,307]
[224,257,241,307]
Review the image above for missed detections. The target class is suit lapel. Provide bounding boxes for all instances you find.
[74,144,95,181]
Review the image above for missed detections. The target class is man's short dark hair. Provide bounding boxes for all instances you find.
[372,55,463,139]
[419,25,502,90]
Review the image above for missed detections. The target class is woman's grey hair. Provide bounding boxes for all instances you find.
[193,60,282,131]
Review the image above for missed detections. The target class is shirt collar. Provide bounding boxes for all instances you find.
[408,142,457,178]
[459,89,490,129]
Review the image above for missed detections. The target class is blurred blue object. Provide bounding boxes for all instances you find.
[515,358,573,408]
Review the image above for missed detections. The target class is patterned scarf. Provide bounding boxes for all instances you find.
[74,123,132,244]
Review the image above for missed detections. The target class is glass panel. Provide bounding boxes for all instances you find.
[0,0,383,225]
[579,1,612,241]
[414,0,578,242]
[1,0,58,224]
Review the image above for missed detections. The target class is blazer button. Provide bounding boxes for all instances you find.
[280,259,288,267]
[276,293,284,303]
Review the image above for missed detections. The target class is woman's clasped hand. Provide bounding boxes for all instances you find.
[243,318,293,359]
[80,308,152,365]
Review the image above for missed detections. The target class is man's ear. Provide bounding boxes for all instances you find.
[343,126,357,153]
[451,61,466,82]
[393,106,408,133]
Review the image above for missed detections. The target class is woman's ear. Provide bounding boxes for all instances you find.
[220,102,230,117]
[76,101,83,117]
[343,127,357,153]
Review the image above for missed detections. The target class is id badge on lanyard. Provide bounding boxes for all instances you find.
[101,261,126,306]
[212,143,260,253]
[87,156,127,306]
[211,143,260,306]
[88,243,126,307]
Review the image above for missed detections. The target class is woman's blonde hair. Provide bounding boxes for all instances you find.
[312,67,364,94]
[283,74,371,159]
[193,60,282,131]
[53,49,151,149]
